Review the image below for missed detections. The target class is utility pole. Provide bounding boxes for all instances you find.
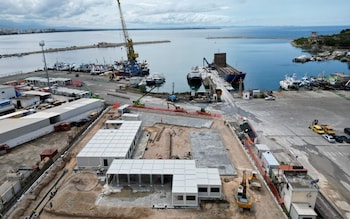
[39,40,51,93]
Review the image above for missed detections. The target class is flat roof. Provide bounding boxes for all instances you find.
[291,203,317,216]
[107,159,221,194]
[77,121,142,158]
[23,90,51,96]
[0,117,48,134]
[255,144,269,151]
[262,151,279,166]
[286,174,318,190]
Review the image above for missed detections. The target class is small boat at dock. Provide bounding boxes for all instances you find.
[187,66,202,90]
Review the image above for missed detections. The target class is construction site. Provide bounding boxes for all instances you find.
[1,0,350,218]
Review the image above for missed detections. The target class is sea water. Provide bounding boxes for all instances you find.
[0,26,349,92]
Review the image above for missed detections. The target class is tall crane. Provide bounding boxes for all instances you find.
[116,0,138,64]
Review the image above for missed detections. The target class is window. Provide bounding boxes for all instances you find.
[186,196,196,201]
[211,188,220,193]
[198,187,208,192]
[103,159,108,166]
[177,196,183,200]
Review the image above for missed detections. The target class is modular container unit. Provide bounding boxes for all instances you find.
[290,203,317,219]
[0,85,16,100]
[255,144,270,158]
[261,151,279,176]
[0,180,21,204]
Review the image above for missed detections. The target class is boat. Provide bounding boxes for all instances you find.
[187,66,202,90]
[145,73,165,86]
[279,73,312,90]
[209,53,246,85]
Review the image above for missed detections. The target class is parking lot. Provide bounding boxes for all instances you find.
[227,90,350,217]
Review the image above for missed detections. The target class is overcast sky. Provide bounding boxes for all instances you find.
[1,0,349,29]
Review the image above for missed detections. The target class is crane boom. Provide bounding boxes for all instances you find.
[116,0,138,64]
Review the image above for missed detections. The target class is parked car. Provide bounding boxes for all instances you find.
[344,128,350,135]
[312,125,324,134]
[265,95,276,101]
[333,135,347,143]
[322,134,336,143]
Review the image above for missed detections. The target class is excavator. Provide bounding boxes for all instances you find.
[132,86,156,107]
[235,170,253,212]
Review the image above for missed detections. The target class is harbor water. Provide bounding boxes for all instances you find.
[0,26,349,92]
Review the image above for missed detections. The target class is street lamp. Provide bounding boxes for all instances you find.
[39,40,51,93]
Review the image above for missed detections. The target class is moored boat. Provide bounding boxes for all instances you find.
[187,66,202,90]
[146,73,165,86]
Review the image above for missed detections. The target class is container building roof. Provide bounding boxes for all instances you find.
[77,120,142,159]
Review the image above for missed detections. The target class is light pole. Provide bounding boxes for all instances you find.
[39,40,51,93]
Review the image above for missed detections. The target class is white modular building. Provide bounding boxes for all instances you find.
[106,159,222,207]
[0,85,16,100]
[261,151,279,176]
[255,144,270,158]
[290,203,317,219]
[0,98,104,148]
[77,120,143,168]
[281,174,318,217]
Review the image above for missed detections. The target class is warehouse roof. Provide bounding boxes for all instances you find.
[77,120,142,158]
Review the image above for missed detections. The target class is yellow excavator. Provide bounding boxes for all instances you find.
[236,170,253,212]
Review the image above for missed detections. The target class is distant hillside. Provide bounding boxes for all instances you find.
[292,29,350,51]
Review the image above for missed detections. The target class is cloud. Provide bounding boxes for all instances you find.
[0,0,349,29]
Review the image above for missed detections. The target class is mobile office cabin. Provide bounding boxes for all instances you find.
[118,104,130,115]
[261,151,279,176]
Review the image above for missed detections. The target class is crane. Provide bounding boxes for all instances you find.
[116,0,138,64]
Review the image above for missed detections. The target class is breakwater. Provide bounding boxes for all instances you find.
[0,40,170,59]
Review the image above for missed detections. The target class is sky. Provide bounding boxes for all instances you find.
[1,0,350,29]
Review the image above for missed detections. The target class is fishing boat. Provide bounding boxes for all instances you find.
[145,73,165,86]
[187,66,202,90]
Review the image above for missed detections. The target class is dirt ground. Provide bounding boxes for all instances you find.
[4,108,286,219]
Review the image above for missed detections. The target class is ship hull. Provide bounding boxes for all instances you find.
[187,75,202,90]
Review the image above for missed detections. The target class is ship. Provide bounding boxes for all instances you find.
[187,66,202,90]
[209,53,246,85]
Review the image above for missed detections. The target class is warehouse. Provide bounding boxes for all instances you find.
[77,120,143,168]
[0,98,104,148]
[106,159,222,207]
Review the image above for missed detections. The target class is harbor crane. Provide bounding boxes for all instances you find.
[116,0,138,64]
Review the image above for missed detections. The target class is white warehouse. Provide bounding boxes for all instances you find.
[77,120,143,168]
[0,98,104,148]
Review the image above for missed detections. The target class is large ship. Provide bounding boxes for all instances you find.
[207,53,246,85]
[187,66,202,90]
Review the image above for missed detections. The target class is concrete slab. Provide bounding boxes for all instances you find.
[189,130,236,176]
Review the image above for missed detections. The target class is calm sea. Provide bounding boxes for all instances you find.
[0,26,349,92]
